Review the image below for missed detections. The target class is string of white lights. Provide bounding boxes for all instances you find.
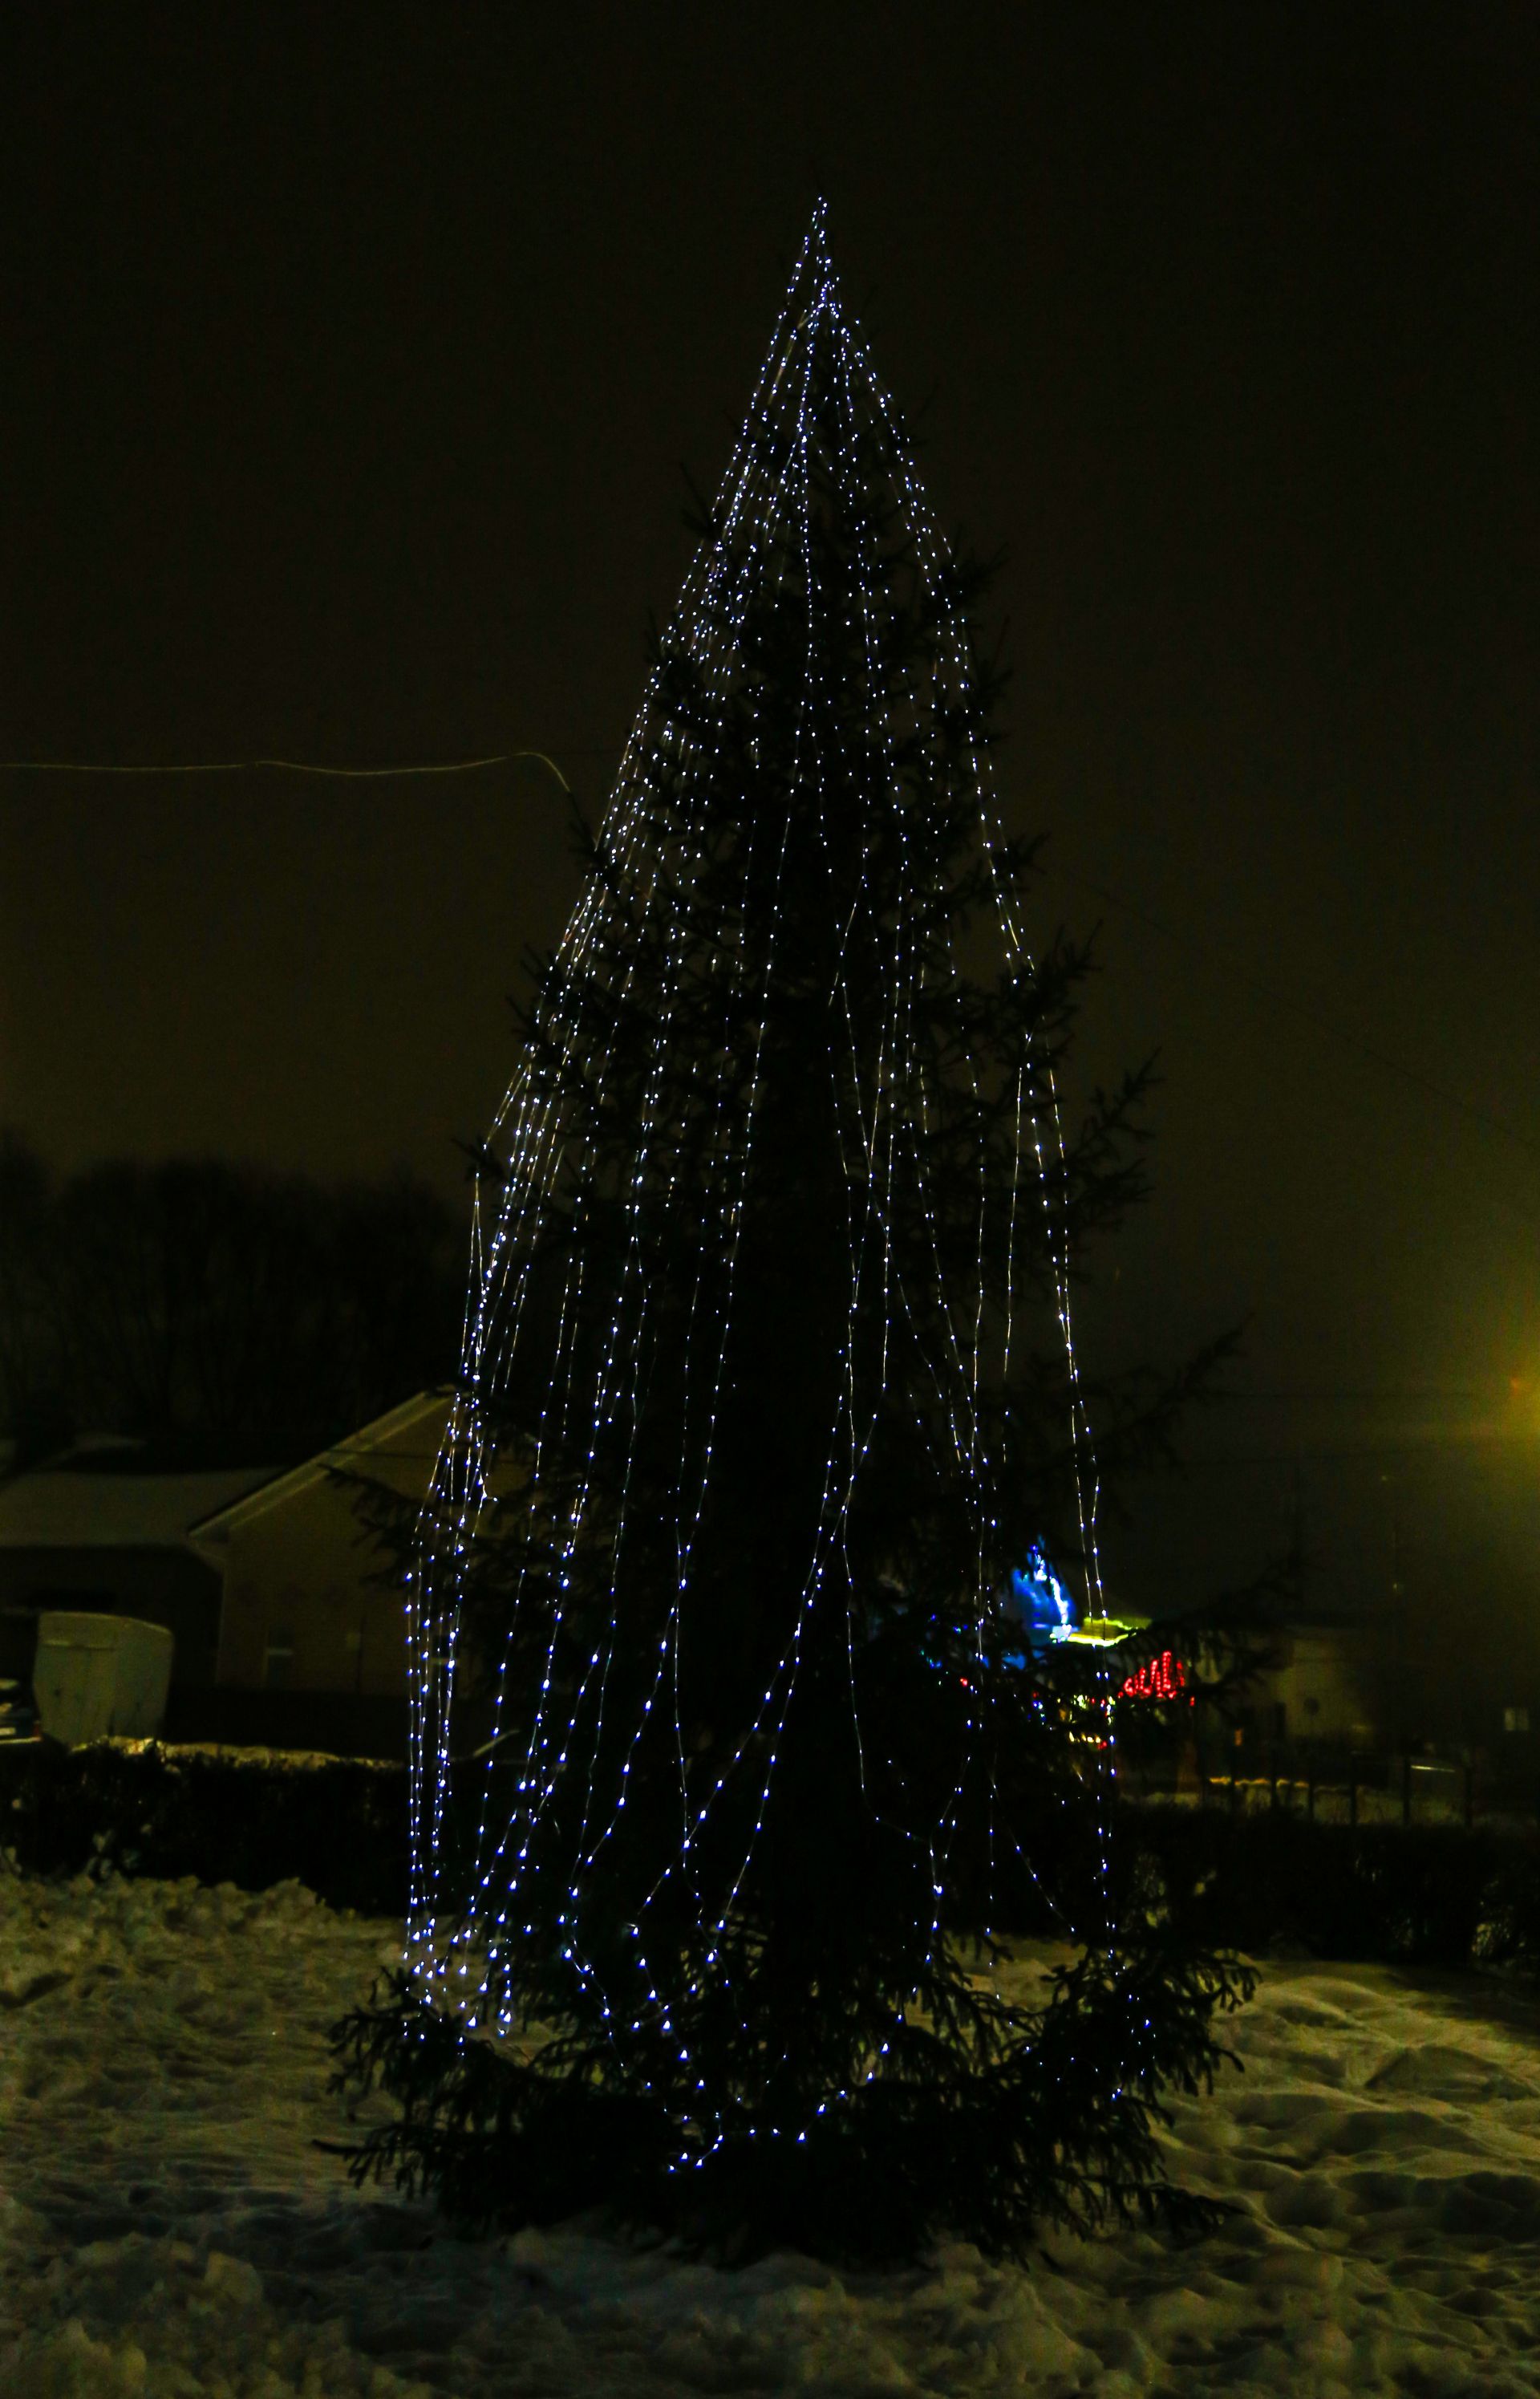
[406,202,1118,2137]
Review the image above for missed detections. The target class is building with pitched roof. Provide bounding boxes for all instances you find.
[188,1390,448,1699]
[0,1439,279,1691]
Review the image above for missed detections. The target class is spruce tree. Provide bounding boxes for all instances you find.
[333,205,1253,2264]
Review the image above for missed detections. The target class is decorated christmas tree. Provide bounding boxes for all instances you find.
[333,205,1253,2263]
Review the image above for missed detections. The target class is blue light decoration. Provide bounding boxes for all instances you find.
[399,203,1118,2165]
[1009,1543,1079,1650]
[1002,1547,1192,1724]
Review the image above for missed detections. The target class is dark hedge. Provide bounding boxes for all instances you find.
[0,1738,407,1916]
[1090,1804,1540,1985]
[2,1743,1537,1986]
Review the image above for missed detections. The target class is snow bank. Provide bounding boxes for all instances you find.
[2,1865,1539,2395]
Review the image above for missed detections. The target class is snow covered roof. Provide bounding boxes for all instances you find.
[187,1390,452,1549]
[0,1463,280,1553]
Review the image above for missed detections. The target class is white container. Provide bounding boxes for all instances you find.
[34,1612,173,1746]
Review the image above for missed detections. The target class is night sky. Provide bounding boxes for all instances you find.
[4,5,1538,1614]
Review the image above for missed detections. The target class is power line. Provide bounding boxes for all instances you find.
[0,749,582,788]
[6,745,1536,1171]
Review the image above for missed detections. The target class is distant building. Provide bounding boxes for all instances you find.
[0,1439,277,1691]
[1257,1617,1378,1747]
[0,1397,452,1756]
[177,1390,451,1754]
[189,1390,449,1703]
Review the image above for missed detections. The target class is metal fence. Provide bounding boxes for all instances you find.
[1123,1743,1540,1833]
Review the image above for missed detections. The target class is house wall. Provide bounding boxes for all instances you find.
[1259,1626,1377,1747]
[216,1504,409,1695]
[213,1439,436,1698]
[0,1549,222,1687]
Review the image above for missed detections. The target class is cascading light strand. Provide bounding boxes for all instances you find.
[405,199,1118,2153]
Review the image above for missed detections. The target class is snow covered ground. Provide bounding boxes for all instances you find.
[2,1866,1540,2397]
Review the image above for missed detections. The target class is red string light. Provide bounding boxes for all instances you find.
[1117,1652,1187,1703]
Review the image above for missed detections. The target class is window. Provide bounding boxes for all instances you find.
[1503,1705,1530,1736]
[262,1628,295,1691]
